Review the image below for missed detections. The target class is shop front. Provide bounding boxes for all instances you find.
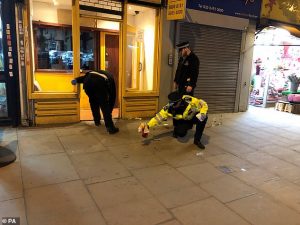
[249,27,300,107]
[24,0,162,125]
[249,0,300,108]
[0,0,21,126]
[172,0,261,113]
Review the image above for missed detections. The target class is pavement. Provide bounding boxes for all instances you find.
[1,106,300,225]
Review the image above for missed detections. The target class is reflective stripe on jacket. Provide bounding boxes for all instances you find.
[147,95,208,128]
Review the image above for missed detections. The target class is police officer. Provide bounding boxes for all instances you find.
[71,70,119,134]
[174,41,200,96]
[138,91,208,149]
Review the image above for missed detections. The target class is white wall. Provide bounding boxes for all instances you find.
[32,1,72,25]
[158,8,175,109]
[97,20,120,30]
[238,21,259,111]
[186,9,249,31]
[133,8,156,91]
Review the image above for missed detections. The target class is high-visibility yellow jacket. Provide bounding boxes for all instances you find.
[148,95,208,128]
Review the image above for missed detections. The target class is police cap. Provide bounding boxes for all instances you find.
[176,41,190,50]
[168,91,183,103]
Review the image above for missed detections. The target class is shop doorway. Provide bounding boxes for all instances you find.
[249,27,300,108]
[79,29,120,121]
[100,32,119,108]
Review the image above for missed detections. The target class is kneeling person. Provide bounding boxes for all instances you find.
[139,91,208,149]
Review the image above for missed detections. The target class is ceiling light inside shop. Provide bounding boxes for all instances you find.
[289,5,295,12]
[128,45,138,48]
[53,0,58,6]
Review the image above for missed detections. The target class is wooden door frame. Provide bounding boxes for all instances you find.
[100,31,121,114]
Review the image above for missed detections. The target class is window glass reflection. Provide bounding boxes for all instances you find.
[0,2,4,72]
[31,0,73,92]
[126,4,157,91]
[0,83,8,117]
[80,31,95,70]
[34,25,73,70]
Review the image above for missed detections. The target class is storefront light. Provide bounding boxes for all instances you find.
[289,5,295,12]
[274,27,290,37]
[128,45,138,48]
[255,27,291,45]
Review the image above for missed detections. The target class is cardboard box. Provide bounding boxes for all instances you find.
[275,102,288,111]
[285,103,300,114]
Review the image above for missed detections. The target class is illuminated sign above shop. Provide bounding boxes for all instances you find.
[186,0,262,19]
[261,0,300,25]
[167,0,186,20]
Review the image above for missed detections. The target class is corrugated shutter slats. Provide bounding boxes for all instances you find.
[179,23,242,113]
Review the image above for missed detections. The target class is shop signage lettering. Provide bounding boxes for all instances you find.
[186,0,262,19]
[167,0,186,20]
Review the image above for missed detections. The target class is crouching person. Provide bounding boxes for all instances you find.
[138,91,208,149]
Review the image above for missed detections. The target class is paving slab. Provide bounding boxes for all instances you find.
[70,151,130,184]
[88,176,172,225]
[228,194,300,225]
[25,180,106,225]
[0,162,23,201]
[21,153,79,189]
[172,197,250,225]
[200,175,257,203]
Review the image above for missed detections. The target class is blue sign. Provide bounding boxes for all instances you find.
[186,0,262,19]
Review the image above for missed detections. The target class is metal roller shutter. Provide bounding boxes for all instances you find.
[178,22,242,113]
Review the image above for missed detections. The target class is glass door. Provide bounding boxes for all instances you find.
[101,32,120,118]
[125,4,158,92]
[0,0,21,126]
[101,32,120,107]
[79,27,120,121]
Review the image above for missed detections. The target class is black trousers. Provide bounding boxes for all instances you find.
[173,115,208,141]
[88,96,114,128]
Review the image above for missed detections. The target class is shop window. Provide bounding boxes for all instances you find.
[0,2,4,72]
[80,30,95,70]
[33,25,96,71]
[125,4,157,92]
[249,27,300,107]
[33,24,73,71]
[31,0,74,92]
[0,83,8,117]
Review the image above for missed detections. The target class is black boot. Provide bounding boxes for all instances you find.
[107,126,119,134]
[194,140,205,149]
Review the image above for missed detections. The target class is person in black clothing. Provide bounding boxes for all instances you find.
[71,70,119,134]
[174,41,200,96]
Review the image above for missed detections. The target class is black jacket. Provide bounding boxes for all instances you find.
[76,70,116,110]
[174,52,200,93]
